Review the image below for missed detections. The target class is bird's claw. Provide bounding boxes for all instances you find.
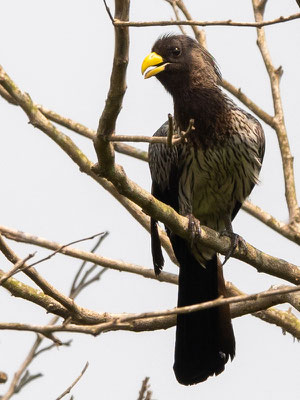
[187,214,201,248]
[219,230,246,265]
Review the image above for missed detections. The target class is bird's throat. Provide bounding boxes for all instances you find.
[173,86,228,147]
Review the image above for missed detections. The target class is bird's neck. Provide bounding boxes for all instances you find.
[172,84,229,147]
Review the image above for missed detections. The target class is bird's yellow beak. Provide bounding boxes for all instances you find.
[141,52,169,79]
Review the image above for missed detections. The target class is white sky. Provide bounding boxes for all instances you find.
[0,0,299,399]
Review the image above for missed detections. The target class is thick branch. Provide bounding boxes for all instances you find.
[0,268,69,319]
[94,0,130,173]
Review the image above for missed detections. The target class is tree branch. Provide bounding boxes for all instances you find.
[1,283,299,339]
[165,0,207,48]
[113,12,300,29]
[221,79,274,126]
[0,225,178,285]
[252,0,300,227]
[0,236,103,324]
[55,362,89,400]
[94,0,130,174]
[243,200,300,245]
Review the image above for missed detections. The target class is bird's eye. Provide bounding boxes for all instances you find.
[171,47,181,56]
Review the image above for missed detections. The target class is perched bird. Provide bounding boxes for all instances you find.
[141,35,265,385]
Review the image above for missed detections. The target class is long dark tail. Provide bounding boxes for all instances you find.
[172,236,235,385]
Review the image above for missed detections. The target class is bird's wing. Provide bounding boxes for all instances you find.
[148,121,182,273]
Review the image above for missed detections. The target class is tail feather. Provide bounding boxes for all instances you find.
[172,236,235,385]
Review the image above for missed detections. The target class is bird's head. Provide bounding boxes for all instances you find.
[141,34,221,94]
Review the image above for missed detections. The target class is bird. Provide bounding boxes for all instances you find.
[141,34,265,386]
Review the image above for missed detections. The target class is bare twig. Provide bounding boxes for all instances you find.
[0,225,178,284]
[1,232,105,282]
[0,250,36,286]
[168,1,187,35]
[70,232,109,295]
[114,142,148,161]
[107,118,195,146]
[55,361,89,400]
[13,371,43,394]
[107,134,171,144]
[24,232,105,270]
[113,12,300,28]
[103,0,114,23]
[33,339,72,359]
[165,0,206,46]
[137,377,152,400]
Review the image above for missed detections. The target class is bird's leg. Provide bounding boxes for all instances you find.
[187,213,201,248]
[219,217,246,265]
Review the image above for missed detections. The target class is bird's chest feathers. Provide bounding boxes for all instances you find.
[179,139,258,225]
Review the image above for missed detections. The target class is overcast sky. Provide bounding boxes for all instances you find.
[0,1,299,399]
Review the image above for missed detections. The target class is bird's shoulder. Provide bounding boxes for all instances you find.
[223,94,265,161]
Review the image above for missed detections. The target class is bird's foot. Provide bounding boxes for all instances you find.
[219,230,246,265]
[187,214,201,248]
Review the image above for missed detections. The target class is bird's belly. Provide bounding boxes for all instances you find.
[179,143,260,232]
